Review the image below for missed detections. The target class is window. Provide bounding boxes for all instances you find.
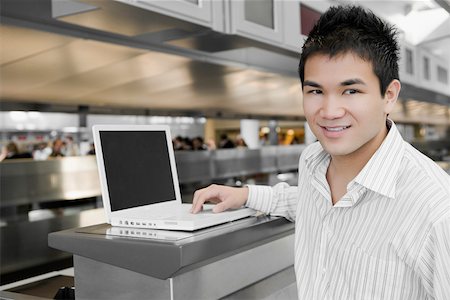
[423,57,430,80]
[244,0,274,29]
[300,4,321,36]
[405,49,414,75]
[437,66,448,84]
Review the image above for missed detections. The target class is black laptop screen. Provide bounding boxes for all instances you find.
[99,131,176,211]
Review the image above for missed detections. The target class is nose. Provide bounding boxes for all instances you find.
[319,96,345,119]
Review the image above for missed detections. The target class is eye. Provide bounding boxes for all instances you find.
[343,89,359,95]
[307,89,323,95]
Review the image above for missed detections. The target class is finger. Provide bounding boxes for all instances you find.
[191,186,215,213]
[192,185,222,213]
[191,189,204,213]
[213,201,230,213]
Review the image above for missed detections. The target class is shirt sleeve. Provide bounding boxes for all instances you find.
[418,217,450,299]
[246,182,299,222]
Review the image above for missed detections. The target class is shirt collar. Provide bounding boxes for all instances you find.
[304,142,329,177]
[352,119,404,199]
[304,119,405,200]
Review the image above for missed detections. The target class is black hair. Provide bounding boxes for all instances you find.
[298,5,400,96]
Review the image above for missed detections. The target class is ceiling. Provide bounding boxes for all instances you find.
[314,0,450,60]
[0,24,303,117]
[0,0,449,124]
[360,0,450,58]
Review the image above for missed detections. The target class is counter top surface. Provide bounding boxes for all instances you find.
[48,215,294,279]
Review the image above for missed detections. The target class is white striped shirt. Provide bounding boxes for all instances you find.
[246,120,450,299]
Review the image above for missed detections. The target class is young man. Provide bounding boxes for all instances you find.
[191,5,450,299]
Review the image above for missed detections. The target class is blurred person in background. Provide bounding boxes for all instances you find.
[50,138,65,157]
[173,136,184,150]
[173,136,190,150]
[182,137,193,150]
[87,143,96,155]
[206,139,217,150]
[33,142,52,160]
[192,136,208,151]
[63,135,79,156]
[259,133,269,146]
[0,146,5,161]
[0,141,32,161]
[235,135,248,148]
[219,133,235,149]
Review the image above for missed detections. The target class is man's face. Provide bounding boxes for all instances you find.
[302,52,398,158]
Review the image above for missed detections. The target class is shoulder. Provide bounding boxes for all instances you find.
[402,142,450,195]
[397,142,450,221]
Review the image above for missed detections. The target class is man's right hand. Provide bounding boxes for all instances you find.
[191,184,249,214]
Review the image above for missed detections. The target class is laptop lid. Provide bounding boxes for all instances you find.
[92,125,182,224]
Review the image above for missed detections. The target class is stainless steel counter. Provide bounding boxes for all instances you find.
[48,216,296,299]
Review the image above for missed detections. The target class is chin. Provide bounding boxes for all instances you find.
[319,141,356,157]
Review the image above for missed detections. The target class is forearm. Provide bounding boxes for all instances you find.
[246,182,299,222]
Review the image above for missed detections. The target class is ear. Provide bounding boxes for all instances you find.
[383,79,401,114]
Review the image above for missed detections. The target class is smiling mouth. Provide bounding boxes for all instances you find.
[322,125,351,132]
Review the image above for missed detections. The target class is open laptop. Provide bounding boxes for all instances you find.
[92,124,255,231]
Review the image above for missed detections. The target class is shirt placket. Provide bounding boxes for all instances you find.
[316,207,333,299]
[309,161,334,299]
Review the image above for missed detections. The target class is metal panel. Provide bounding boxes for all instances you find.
[0,157,101,207]
[212,148,262,179]
[174,150,212,183]
[1,146,304,207]
[172,235,294,299]
[276,145,305,172]
[74,255,171,300]
[259,145,278,173]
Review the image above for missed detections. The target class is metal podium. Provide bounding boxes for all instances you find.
[49,215,297,299]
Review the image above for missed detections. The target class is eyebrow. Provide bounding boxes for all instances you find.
[303,80,322,88]
[340,78,366,86]
[303,79,366,88]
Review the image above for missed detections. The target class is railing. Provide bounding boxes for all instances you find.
[0,145,306,207]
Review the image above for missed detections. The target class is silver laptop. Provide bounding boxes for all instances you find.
[92,124,255,231]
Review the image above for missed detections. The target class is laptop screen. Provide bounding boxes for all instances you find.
[99,130,176,211]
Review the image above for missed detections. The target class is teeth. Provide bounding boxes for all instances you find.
[325,126,349,132]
